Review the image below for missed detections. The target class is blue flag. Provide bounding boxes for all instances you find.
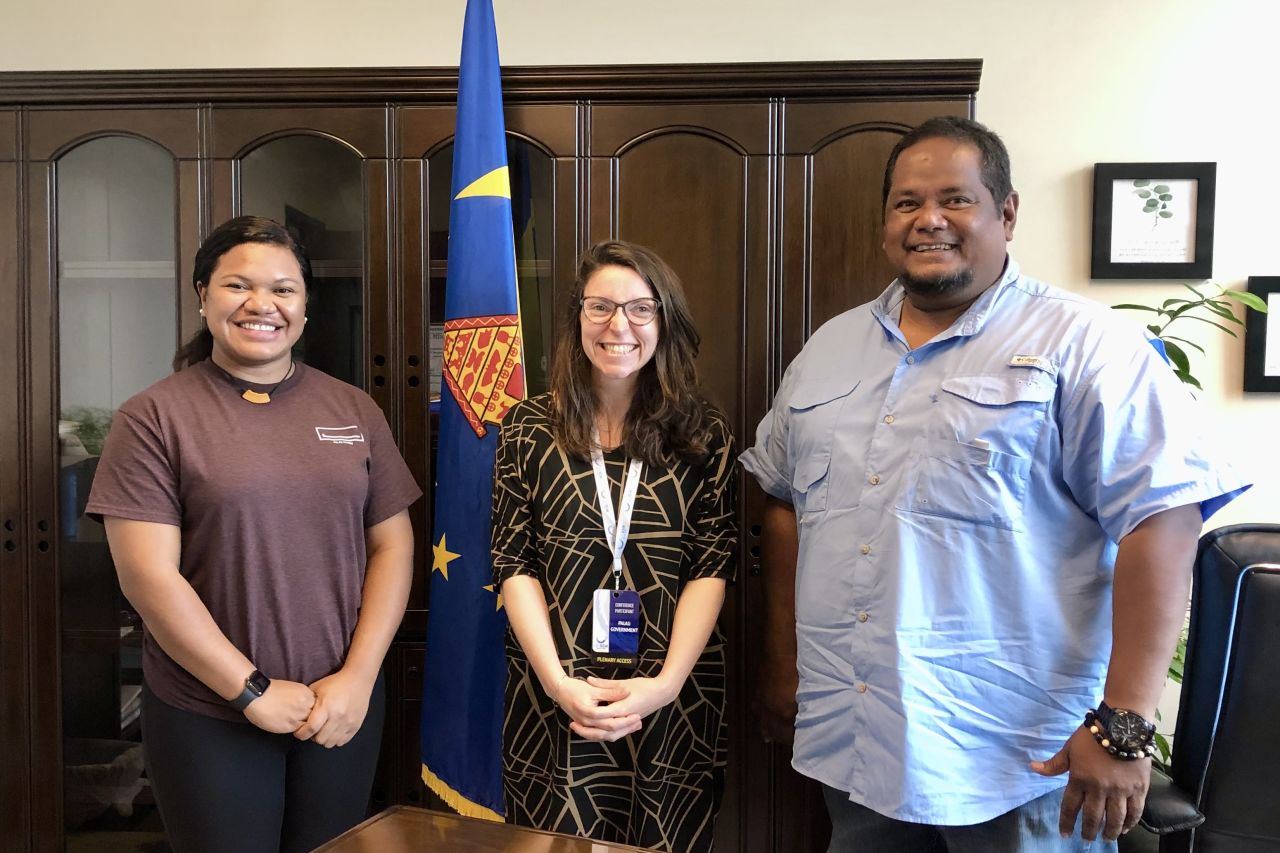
[420,0,522,820]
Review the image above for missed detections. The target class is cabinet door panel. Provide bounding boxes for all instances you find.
[0,148,29,851]
[399,103,578,159]
[26,108,198,161]
[209,106,389,159]
[781,100,969,364]
[588,103,771,853]
[217,127,394,416]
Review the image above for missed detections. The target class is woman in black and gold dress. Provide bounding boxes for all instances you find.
[492,240,737,853]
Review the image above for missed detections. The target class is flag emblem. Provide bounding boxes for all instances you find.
[443,314,525,437]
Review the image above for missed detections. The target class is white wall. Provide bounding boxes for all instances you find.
[4,0,1275,527]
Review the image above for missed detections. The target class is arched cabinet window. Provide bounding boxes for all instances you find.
[207,107,392,411]
[56,132,181,848]
[238,134,367,390]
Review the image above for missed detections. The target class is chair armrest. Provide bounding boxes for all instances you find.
[1139,768,1205,835]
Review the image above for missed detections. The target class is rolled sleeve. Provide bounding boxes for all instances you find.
[1060,334,1251,540]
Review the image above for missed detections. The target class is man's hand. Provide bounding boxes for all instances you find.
[242,679,316,734]
[1030,725,1151,841]
[294,669,376,747]
[753,651,798,745]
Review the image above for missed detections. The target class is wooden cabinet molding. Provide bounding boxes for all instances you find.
[0,61,980,106]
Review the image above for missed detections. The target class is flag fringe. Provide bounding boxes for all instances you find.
[421,763,505,822]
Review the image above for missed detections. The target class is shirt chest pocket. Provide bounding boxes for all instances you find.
[896,372,1054,531]
[786,376,859,516]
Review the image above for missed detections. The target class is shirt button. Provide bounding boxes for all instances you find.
[868,474,880,486]
[859,544,871,555]
[856,682,868,693]
[906,356,916,365]
[858,611,869,623]
[884,414,895,424]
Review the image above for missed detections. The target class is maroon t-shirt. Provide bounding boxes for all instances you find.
[86,360,422,722]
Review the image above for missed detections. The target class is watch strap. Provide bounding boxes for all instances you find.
[228,669,270,711]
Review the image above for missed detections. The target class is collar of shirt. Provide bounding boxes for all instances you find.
[870,257,1021,346]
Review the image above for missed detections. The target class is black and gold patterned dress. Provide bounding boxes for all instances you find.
[491,393,737,853]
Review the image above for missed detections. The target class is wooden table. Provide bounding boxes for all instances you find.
[313,806,654,852]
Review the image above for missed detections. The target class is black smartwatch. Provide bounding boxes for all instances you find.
[229,669,271,711]
[1085,701,1156,760]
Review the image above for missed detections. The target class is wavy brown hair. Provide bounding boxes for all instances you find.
[548,240,714,467]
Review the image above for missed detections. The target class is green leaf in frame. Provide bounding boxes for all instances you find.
[1134,179,1152,187]
[1113,303,1161,312]
[1223,289,1270,312]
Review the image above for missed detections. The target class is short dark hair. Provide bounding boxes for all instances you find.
[881,116,1013,211]
[548,240,714,466]
[172,216,313,370]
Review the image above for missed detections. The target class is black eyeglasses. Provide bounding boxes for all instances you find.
[579,296,662,326]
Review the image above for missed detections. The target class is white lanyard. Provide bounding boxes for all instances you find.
[590,429,643,590]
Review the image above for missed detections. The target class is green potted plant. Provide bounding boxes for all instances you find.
[1114,282,1268,390]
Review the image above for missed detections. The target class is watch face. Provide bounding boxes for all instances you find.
[1107,710,1151,749]
[246,670,270,696]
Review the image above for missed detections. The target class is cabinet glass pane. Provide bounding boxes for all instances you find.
[240,136,364,388]
[57,135,177,848]
[428,137,554,400]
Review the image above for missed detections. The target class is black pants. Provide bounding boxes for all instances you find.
[141,674,385,853]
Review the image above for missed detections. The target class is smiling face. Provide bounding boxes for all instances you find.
[579,263,661,394]
[199,242,307,381]
[882,137,1018,307]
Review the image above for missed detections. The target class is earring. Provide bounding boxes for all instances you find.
[198,308,205,316]
[304,316,309,322]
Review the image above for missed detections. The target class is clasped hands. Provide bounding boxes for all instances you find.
[549,673,676,742]
[241,669,373,748]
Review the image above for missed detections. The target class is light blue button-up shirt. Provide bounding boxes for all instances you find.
[740,260,1249,825]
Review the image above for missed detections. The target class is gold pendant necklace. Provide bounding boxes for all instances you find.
[222,361,294,404]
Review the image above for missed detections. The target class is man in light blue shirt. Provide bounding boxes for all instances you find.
[740,117,1249,852]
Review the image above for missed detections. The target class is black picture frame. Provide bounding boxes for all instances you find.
[1244,276,1280,392]
[1090,162,1216,279]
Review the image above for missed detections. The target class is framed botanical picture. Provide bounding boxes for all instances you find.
[1244,276,1280,392]
[1090,162,1216,279]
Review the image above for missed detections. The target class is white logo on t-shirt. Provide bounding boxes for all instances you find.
[315,425,366,445]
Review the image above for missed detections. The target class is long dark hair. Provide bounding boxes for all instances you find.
[548,240,713,467]
[172,215,313,371]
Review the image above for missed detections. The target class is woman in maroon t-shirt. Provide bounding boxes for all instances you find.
[87,216,420,853]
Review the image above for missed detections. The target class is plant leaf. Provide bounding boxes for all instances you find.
[1147,324,1163,335]
[1113,303,1160,313]
[1203,299,1243,323]
[1163,335,1205,354]
[1134,179,1151,187]
[1184,315,1238,336]
[1161,298,1193,308]
[1137,190,1152,198]
[1223,289,1270,312]
[1175,370,1203,390]
[1162,339,1191,374]
[1159,193,1173,201]
[1154,184,1171,193]
[1159,210,1172,218]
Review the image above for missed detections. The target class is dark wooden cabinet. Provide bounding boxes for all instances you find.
[0,61,978,853]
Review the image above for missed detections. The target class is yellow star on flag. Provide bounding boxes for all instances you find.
[432,533,461,581]
[482,583,505,611]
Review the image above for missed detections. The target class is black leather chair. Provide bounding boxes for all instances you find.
[1137,523,1280,852]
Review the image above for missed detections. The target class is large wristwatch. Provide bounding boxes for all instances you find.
[1085,701,1156,761]
[229,669,271,711]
